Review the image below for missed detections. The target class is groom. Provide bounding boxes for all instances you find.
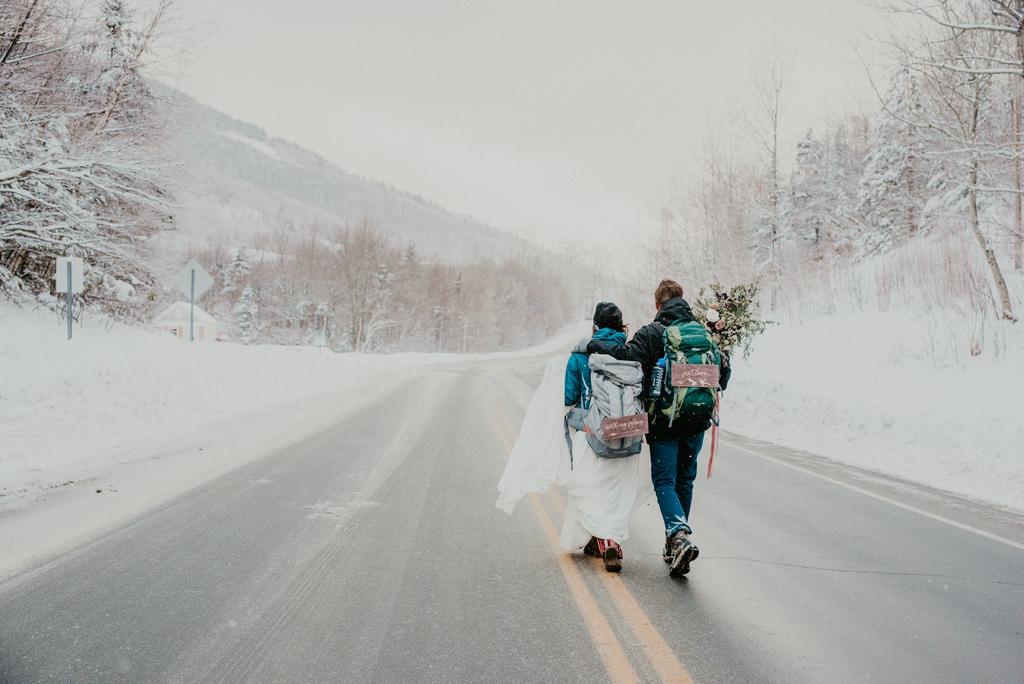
[587,279,730,576]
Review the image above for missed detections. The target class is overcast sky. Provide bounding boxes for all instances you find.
[155,1,884,258]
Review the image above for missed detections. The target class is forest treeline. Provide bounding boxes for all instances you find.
[189,218,577,353]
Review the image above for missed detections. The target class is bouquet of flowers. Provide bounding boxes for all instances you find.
[694,282,773,357]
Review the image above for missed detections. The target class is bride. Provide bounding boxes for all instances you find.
[496,302,653,572]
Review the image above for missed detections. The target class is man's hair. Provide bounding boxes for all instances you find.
[593,301,624,331]
[654,279,684,305]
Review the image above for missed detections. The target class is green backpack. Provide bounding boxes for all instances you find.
[651,319,721,429]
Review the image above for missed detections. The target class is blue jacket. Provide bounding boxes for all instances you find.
[564,328,627,408]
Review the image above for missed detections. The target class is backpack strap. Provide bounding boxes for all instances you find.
[563,412,574,470]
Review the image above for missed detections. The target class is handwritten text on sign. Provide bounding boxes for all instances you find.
[601,413,649,440]
[671,364,720,388]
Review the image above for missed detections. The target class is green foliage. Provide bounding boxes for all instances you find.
[694,282,774,357]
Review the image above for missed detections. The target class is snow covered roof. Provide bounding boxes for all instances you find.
[154,301,217,325]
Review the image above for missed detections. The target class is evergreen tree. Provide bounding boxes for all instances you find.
[101,0,131,62]
[234,287,260,344]
[786,130,829,253]
[822,123,862,255]
[857,68,925,255]
[222,248,250,296]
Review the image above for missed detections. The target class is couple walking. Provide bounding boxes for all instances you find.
[497,279,731,576]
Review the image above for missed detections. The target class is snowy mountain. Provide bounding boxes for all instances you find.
[138,85,595,353]
[155,86,546,264]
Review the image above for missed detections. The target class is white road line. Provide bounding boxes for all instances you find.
[723,439,1024,553]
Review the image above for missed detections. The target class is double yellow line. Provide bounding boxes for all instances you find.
[527,494,640,682]
[491,400,694,684]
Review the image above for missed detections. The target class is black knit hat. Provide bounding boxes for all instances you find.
[593,301,624,331]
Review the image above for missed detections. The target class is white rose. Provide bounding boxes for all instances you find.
[706,309,720,323]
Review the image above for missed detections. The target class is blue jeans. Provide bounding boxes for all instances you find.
[649,433,705,537]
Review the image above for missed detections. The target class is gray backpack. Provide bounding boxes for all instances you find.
[583,354,645,458]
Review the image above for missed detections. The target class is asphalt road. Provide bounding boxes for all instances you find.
[1,352,1023,683]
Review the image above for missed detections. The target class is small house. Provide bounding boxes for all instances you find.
[154,301,218,341]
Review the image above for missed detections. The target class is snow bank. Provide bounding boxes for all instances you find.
[0,305,583,509]
[724,311,1024,512]
[0,306,379,507]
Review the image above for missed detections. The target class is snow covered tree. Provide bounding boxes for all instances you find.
[858,68,926,254]
[0,1,42,69]
[822,123,864,254]
[221,248,251,296]
[886,0,1019,320]
[100,1,130,60]
[1011,95,1024,271]
[0,0,172,310]
[785,130,829,254]
[234,286,260,344]
[335,218,394,352]
[83,0,171,137]
[777,124,862,262]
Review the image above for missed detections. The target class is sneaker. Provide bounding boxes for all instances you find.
[597,538,623,573]
[583,537,601,558]
[667,531,699,577]
[662,540,673,564]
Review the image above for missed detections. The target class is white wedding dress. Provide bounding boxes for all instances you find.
[495,356,653,550]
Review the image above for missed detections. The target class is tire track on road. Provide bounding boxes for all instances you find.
[206,373,459,683]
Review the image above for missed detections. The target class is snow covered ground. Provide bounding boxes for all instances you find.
[2,307,382,507]
[725,310,1024,513]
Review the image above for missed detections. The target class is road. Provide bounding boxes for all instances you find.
[1,351,1023,683]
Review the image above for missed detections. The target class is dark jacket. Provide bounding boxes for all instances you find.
[587,297,732,439]
[564,328,627,408]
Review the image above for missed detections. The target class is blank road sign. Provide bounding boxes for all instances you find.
[173,259,214,299]
[55,257,84,293]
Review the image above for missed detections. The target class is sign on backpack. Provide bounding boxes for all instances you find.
[584,354,645,458]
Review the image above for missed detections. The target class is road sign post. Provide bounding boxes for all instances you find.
[172,260,213,343]
[55,257,84,341]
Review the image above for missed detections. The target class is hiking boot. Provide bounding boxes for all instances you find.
[667,531,699,577]
[596,538,623,573]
